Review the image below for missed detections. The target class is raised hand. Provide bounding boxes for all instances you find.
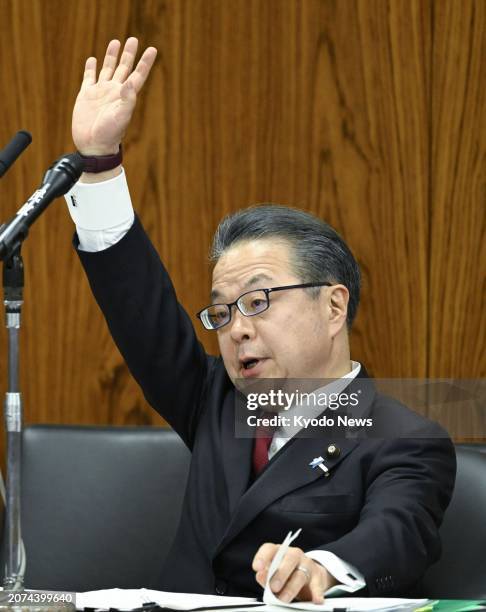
[72,38,157,155]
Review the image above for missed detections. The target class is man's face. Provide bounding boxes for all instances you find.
[211,238,343,386]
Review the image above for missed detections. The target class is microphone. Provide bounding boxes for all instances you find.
[0,131,32,178]
[0,153,85,259]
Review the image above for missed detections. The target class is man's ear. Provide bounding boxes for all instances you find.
[326,285,349,334]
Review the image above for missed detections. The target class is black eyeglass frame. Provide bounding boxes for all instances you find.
[196,282,332,331]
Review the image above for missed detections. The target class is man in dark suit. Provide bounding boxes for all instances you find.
[65,38,456,602]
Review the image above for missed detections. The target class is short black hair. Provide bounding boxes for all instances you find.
[210,204,361,327]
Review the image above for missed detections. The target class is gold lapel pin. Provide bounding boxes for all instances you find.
[326,444,340,458]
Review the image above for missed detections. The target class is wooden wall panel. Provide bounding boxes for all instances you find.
[0,0,482,458]
[133,0,432,378]
[429,0,485,378]
[299,0,431,378]
[0,0,169,437]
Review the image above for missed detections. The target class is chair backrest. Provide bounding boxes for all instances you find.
[7,430,485,596]
[17,425,191,592]
[422,446,486,598]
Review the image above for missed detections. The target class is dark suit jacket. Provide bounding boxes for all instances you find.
[76,216,456,598]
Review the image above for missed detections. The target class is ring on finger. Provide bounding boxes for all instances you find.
[295,565,311,583]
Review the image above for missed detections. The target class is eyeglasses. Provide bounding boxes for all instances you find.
[196,282,332,330]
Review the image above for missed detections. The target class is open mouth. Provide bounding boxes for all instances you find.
[239,357,266,377]
[243,359,259,370]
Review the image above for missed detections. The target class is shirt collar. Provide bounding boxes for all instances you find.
[275,361,362,439]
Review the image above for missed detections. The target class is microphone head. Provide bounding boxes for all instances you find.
[16,130,32,147]
[57,152,85,177]
[0,130,33,178]
[42,152,85,196]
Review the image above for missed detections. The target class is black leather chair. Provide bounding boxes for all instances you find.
[7,430,486,597]
[17,425,191,592]
[422,446,486,598]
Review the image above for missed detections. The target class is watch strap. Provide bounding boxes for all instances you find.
[78,145,123,173]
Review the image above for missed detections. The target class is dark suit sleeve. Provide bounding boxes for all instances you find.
[75,216,212,448]
[321,434,456,596]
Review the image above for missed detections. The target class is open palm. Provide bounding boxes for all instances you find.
[72,38,157,155]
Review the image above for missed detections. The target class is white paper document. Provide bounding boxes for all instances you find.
[76,585,426,611]
[76,588,259,611]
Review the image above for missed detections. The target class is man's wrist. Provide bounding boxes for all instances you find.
[318,564,338,590]
[77,144,120,156]
[305,549,366,593]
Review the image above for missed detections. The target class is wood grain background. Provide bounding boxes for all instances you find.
[0,0,483,449]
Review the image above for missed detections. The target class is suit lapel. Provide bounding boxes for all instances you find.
[215,436,359,556]
[217,367,376,554]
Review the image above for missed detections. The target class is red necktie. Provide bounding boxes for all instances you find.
[252,424,275,475]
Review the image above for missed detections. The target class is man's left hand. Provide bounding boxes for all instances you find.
[252,544,338,604]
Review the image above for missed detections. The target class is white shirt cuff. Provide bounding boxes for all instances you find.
[306,550,366,596]
[63,168,135,252]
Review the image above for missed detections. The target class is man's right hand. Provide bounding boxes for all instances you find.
[72,37,157,156]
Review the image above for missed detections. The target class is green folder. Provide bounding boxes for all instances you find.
[415,600,486,612]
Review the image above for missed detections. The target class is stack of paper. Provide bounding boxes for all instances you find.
[76,589,259,610]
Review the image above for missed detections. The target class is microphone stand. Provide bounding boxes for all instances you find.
[0,245,76,612]
[0,152,83,608]
[2,246,24,590]
[0,131,31,591]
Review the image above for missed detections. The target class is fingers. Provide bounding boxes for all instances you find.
[82,38,157,93]
[125,46,158,93]
[82,57,97,88]
[98,39,122,81]
[308,564,326,605]
[267,547,305,597]
[252,542,278,574]
[252,542,278,588]
[277,559,315,603]
[112,37,139,83]
[252,544,326,604]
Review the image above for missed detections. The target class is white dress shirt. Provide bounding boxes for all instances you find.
[64,171,366,596]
